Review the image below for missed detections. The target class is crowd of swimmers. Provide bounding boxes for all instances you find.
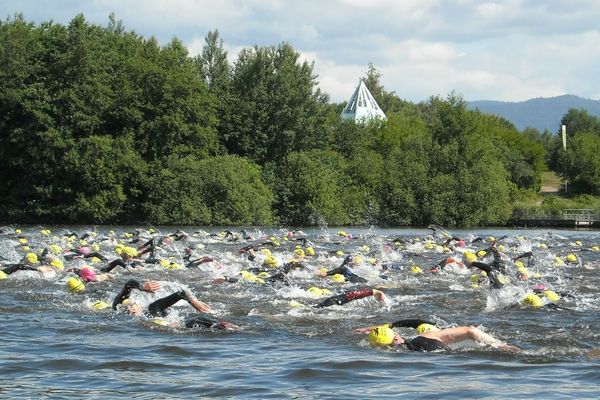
[1,224,595,354]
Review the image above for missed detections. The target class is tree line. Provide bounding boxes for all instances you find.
[1,14,596,227]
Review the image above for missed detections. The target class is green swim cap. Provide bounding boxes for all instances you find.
[368,325,395,347]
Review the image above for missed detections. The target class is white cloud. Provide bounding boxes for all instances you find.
[7,0,600,102]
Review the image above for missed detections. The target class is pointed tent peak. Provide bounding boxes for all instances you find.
[340,79,386,122]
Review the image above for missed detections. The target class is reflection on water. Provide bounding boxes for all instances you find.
[1,226,599,398]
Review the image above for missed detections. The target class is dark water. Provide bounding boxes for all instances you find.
[1,226,599,399]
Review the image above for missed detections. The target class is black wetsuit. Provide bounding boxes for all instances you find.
[1,263,37,274]
[324,256,368,283]
[315,288,375,308]
[111,279,230,329]
[403,336,449,352]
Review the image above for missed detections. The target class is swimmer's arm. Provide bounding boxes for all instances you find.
[390,319,436,329]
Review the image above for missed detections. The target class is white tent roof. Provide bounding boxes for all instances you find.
[340,80,386,122]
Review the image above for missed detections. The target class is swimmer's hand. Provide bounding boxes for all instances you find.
[142,281,160,292]
[355,326,376,334]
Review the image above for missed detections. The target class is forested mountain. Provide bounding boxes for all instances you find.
[468,95,600,132]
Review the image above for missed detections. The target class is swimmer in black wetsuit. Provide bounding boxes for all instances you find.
[363,324,520,353]
[314,288,387,308]
[111,279,237,330]
[319,255,368,283]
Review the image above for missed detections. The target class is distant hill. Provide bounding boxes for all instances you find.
[467,94,600,132]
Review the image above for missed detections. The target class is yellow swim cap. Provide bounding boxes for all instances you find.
[353,256,364,264]
[305,247,315,256]
[470,274,480,283]
[91,301,110,310]
[487,236,496,242]
[539,243,548,250]
[19,238,28,245]
[260,248,272,257]
[50,259,64,270]
[338,231,347,237]
[361,245,370,253]
[336,250,344,257]
[498,244,506,252]
[263,255,278,268]
[257,271,270,278]
[574,240,582,246]
[289,300,304,308]
[566,253,578,263]
[553,256,564,266]
[514,260,525,268]
[91,243,100,252]
[368,325,396,347]
[0,270,7,280]
[331,274,346,283]
[464,252,477,263]
[150,318,170,326]
[25,253,38,264]
[476,250,487,258]
[523,293,543,308]
[294,248,305,258]
[159,259,170,267]
[411,265,422,274]
[15,229,22,234]
[308,287,323,296]
[424,242,434,250]
[49,244,62,254]
[416,323,440,334]
[122,246,137,258]
[543,290,560,302]
[592,246,600,252]
[67,277,85,293]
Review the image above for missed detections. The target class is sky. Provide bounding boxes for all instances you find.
[2,0,600,104]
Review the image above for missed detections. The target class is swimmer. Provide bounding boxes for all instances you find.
[363,324,520,353]
[314,288,387,308]
[112,279,237,330]
[318,255,368,283]
[356,318,440,334]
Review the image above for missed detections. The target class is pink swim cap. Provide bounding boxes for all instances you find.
[80,267,97,282]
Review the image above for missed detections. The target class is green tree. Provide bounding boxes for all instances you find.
[223,42,330,164]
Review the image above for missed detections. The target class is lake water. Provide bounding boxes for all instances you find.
[1,226,599,398]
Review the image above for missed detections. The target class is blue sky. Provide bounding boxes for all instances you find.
[2,0,599,103]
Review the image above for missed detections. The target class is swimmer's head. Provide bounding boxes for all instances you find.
[464,251,477,264]
[0,270,7,280]
[514,260,525,269]
[368,325,396,347]
[50,259,64,270]
[331,274,345,283]
[25,252,38,264]
[305,247,315,256]
[294,248,305,258]
[476,250,487,258]
[260,248,272,257]
[411,265,422,274]
[522,293,543,308]
[67,277,85,293]
[416,323,440,334]
[80,266,97,282]
[263,255,278,268]
[566,253,578,263]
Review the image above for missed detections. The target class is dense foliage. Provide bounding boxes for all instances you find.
[1,14,585,227]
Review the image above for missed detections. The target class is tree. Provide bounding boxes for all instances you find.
[223,42,330,164]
